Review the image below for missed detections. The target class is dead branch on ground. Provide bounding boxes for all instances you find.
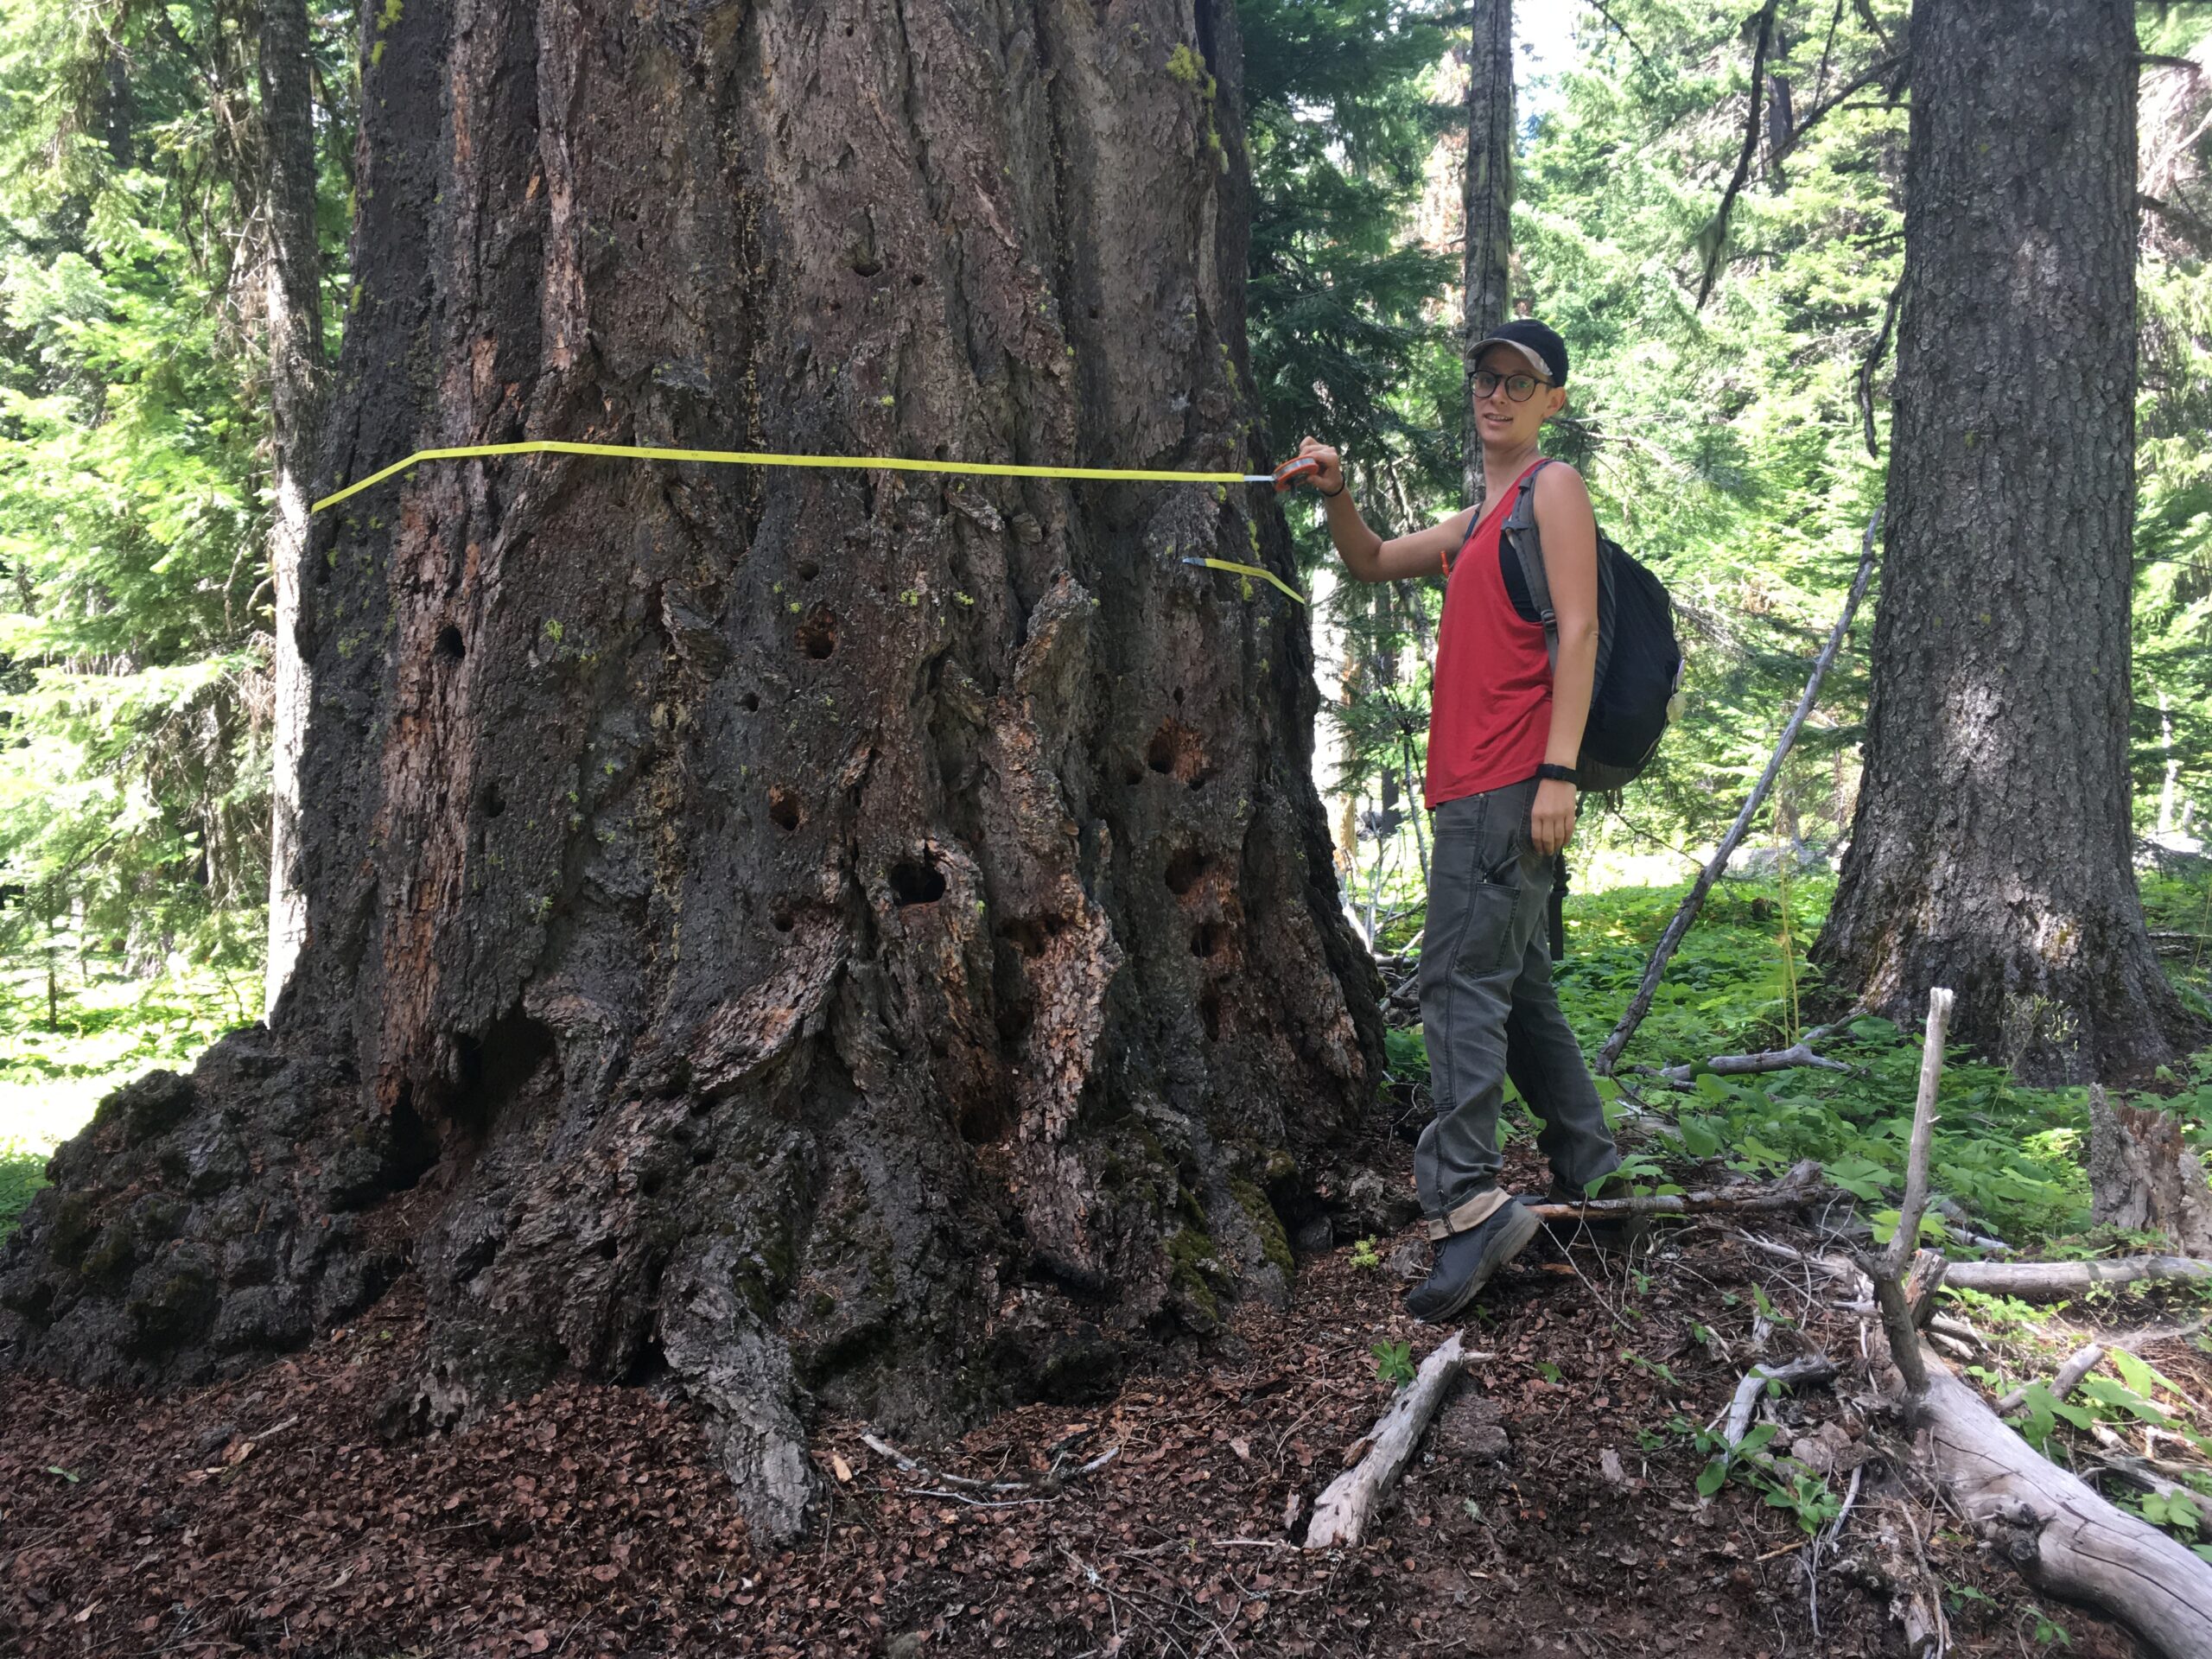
[1303,1333,1484,1550]
[1993,1344,2106,1415]
[1942,1255,2212,1300]
[1723,1354,1840,1448]
[1523,1160,1828,1223]
[1596,511,1881,1075]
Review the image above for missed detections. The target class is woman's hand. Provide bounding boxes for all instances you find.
[1530,779,1578,857]
[1292,435,1343,494]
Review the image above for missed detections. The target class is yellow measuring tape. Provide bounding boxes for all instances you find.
[311,439,1306,604]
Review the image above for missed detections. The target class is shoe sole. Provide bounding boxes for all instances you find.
[1414,1201,1541,1324]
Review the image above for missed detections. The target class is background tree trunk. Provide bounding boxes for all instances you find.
[1460,0,1513,505]
[0,0,1382,1542]
[259,0,326,1018]
[1812,0,2204,1083]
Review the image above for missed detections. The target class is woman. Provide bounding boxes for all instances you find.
[1288,318,1622,1321]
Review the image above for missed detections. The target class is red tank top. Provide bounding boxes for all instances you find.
[1424,461,1553,810]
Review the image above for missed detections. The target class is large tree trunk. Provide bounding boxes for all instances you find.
[1459,0,1513,506]
[0,0,1381,1544]
[1811,0,2203,1083]
[258,0,326,1017]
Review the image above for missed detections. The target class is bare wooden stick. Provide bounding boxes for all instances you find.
[1303,1333,1484,1550]
[1994,1343,2107,1415]
[1524,1160,1827,1222]
[860,1431,1117,1495]
[1920,1357,2212,1658]
[1859,989,1954,1396]
[1942,1256,2212,1300]
[1596,511,1882,1075]
[1884,989,1954,1281]
[1722,1354,1840,1447]
[1648,1039,1852,1084]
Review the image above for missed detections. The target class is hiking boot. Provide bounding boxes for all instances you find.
[1516,1182,1649,1252]
[1404,1199,1540,1323]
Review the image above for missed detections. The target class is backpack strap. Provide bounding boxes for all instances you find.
[1502,458,1559,673]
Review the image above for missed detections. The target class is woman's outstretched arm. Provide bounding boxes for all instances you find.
[1286,436,1475,584]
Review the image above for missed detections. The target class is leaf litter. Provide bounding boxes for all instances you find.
[0,1141,2171,1657]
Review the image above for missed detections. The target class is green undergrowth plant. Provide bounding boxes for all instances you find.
[1661,1413,1843,1535]
[1550,873,2212,1244]
[0,958,247,1236]
[1373,866,2212,1244]
[1371,1338,1416,1389]
[0,1145,42,1240]
[1970,1344,2212,1560]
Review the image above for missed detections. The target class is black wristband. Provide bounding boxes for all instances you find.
[1536,763,1580,785]
[1317,480,1344,499]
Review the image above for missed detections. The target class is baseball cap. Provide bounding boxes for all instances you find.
[1471,319,1569,386]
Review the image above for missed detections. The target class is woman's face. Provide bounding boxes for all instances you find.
[1473,344,1567,450]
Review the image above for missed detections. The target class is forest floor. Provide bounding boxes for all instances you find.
[6,1124,2201,1658]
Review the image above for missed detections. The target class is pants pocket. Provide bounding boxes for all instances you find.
[1451,874,1520,978]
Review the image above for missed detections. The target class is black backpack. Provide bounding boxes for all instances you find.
[1500,459,1683,795]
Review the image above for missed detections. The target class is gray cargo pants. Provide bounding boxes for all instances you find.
[1415,778,1621,1233]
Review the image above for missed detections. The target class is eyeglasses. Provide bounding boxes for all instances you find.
[1472,370,1551,403]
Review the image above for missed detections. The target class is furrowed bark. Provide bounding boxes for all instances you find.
[1812,0,2206,1083]
[1459,0,1513,506]
[0,0,1382,1545]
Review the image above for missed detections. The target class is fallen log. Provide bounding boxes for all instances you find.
[1524,1159,1828,1223]
[1921,1357,2212,1659]
[1808,987,2212,1653]
[1942,1256,2212,1300]
[1304,1332,1484,1550]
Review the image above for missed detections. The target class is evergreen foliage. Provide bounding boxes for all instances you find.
[0,0,352,1012]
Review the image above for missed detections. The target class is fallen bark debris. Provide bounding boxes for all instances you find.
[1942,1255,2212,1300]
[2089,1452,2199,1504]
[1304,1332,1484,1550]
[2088,1084,2212,1255]
[1903,1249,1948,1328]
